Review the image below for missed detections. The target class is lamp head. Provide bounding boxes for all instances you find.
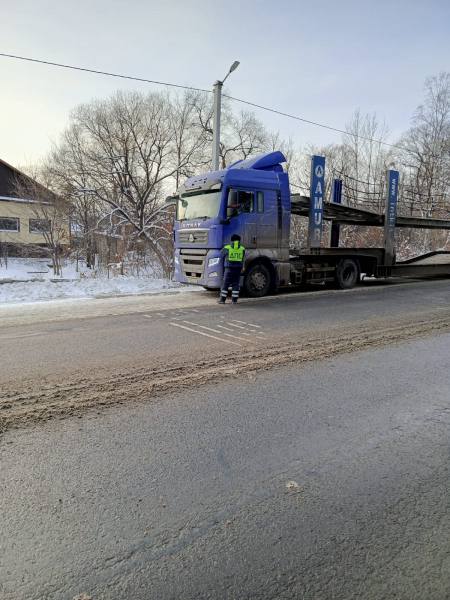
[229,60,240,73]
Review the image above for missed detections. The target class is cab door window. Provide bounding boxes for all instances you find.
[227,189,255,218]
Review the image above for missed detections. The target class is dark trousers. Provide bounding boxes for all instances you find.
[220,267,241,302]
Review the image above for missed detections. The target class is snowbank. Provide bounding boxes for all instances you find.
[0,258,80,281]
[0,258,198,304]
[0,277,192,304]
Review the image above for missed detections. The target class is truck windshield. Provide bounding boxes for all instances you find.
[177,191,221,221]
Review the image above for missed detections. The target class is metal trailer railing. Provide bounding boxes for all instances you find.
[289,192,450,280]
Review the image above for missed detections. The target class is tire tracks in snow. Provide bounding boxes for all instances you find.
[1,310,449,435]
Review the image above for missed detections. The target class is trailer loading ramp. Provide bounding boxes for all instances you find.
[291,194,450,230]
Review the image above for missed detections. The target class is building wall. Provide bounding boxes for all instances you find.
[0,160,24,197]
[0,200,69,245]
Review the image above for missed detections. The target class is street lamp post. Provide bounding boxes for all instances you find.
[212,60,240,171]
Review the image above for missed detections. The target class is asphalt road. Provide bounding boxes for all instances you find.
[0,278,449,383]
[1,332,450,599]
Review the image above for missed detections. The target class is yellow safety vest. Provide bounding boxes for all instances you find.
[224,241,245,262]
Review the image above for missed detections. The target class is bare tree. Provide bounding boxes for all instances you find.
[14,170,70,276]
[47,90,208,276]
[171,90,210,188]
[397,72,450,218]
[193,94,270,168]
[219,110,269,168]
[341,110,391,211]
[393,73,450,255]
[48,123,101,267]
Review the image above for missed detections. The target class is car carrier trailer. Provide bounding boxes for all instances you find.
[171,151,450,297]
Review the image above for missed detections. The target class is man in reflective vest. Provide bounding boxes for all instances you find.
[218,234,245,304]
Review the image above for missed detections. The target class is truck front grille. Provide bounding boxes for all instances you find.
[178,229,209,244]
[180,248,207,281]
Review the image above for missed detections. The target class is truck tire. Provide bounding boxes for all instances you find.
[335,258,359,289]
[244,263,272,297]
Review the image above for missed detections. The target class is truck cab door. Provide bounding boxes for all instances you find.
[254,189,279,250]
[226,189,257,249]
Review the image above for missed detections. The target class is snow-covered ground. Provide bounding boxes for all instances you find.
[0,258,197,304]
[0,257,81,282]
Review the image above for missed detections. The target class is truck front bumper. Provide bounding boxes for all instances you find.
[174,249,223,289]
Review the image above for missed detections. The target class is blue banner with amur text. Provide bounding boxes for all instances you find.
[308,155,326,248]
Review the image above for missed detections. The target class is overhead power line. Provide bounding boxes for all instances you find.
[0,52,210,93]
[330,169,384,188]
[222,93,403,151]
[0,52,447,161]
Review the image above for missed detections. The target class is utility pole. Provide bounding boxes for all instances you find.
[212,61,240,171]
[212,80,223,172]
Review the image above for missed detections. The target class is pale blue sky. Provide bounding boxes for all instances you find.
[1,0,449,166]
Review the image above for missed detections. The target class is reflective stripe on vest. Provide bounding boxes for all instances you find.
[224,242,245,262]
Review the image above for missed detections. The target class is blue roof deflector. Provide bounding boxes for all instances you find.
[229,151,286,171]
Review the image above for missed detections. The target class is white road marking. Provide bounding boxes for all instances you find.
[216,324,253,336]
[0,331,46,341]
[147,313,267,339]
[182,320,247,342]
[216,324,265,339]
[231,319,262,328]
[169,322,242,346]
[226,322,253,331]
[225,322,267,339]
[216,323,238,332]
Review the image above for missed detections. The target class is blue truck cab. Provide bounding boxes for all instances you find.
[174,151,292,296]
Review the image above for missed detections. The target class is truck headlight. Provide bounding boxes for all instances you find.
[209,272,219,278]
[208,257,220,267]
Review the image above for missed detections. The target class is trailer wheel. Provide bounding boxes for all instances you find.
[335,258,359,289]
[244,263,272,297]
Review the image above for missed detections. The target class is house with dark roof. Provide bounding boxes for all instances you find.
[0,158,69,252]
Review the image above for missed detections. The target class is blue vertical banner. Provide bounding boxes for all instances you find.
[332,178,343,204]
[308,155,326,248]
[330,178,343,247]
[383,169,399,265]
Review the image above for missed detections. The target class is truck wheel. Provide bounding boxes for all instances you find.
[244,263,272,297]
[335,258,359,289]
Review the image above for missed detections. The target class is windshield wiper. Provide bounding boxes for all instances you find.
[178,216,211,222]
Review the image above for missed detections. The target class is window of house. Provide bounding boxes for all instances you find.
[256,191,264,213]
[0,217,20,232]
[227,190,255,217]
[29,219,51,234]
